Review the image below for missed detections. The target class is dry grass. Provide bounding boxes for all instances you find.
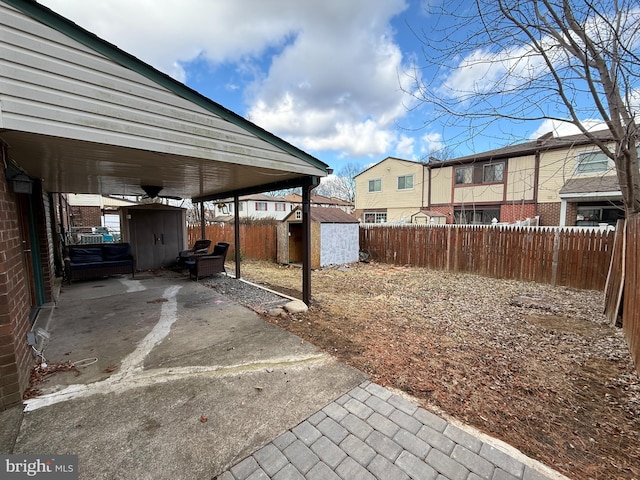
[236,260,640,480]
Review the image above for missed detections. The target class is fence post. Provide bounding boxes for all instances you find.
[551,229,560,286]
[446,227,452,272]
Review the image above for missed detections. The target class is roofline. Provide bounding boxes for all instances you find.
[429,130,615,168]
[6,0,329,174]
[559,190,622,199]
[354,156,424,178]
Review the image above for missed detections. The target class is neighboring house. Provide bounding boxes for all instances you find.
[66,194,137,236]
[355,131,628,226]
[354,157,425,223]
[211,194,292,221]
[0,0,328,410]
[285,193,354,213]
[277,207,359,268]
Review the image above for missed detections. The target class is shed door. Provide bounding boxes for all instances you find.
[288,223,303,263]
[130,210,183,270]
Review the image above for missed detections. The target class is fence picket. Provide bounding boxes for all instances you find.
[359,224,614,291]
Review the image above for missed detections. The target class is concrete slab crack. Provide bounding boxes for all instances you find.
[23,285,330,412]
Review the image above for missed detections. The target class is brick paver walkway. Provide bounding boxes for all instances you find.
[218,381,564,480]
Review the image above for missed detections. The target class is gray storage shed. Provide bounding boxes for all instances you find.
[278,207,359,269]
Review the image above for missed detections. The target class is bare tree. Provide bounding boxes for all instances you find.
[411,0,640,213]
[315,162,363,202]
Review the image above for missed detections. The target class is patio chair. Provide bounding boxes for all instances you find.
[177,239,211,267]
[186,242,230,280]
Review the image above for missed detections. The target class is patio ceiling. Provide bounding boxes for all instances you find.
[2,130,321,201]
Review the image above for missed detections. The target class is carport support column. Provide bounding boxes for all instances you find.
[234,195,241,280]
[200,202,206,239]
[302,178,319,305]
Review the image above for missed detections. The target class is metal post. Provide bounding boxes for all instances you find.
[234,195,241,280]
[200,202,206,239]
[302,181,313,305]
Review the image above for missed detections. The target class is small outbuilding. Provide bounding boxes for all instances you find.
[277,207,359,269]
[410,209,448,225]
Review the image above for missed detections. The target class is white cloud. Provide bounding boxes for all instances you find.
[529,119,608,139]
[40,0,416,159]
[395,135,415,158]
[420,132,444,155]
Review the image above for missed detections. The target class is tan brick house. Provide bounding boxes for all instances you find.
[355,130,625,226]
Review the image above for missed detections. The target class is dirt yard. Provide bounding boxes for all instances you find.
[236,260,640,480]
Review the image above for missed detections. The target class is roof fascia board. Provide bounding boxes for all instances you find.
[5,0,328,173]
[559,190,622,199]
[193,175,320,203]
[354,157,424,178]
[430,134,613,169]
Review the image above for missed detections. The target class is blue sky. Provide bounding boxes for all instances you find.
[38,0,612,172]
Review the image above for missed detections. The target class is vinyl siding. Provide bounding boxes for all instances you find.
[0,3,321,175]
[355,158,423,211]
[429,166,453,204]
[506,155,536,202]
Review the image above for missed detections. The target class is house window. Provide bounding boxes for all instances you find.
[483,163,504,183]
[368,179,382,192]
[275,203,286,211]
[397,175,414,190]
[455,166,473,185]
[454,208,500,225]
[238,202,244,212]
[576,151,610,174]
[255,202,267,211]
[364,212,387,223]
[295,210,302,220]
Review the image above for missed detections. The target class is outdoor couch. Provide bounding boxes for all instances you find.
[65,243,135,284]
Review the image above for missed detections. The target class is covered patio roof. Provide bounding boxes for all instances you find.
[1,0,329,201]
[1,0,326,304]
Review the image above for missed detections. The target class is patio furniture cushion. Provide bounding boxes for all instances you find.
[69,259,134,270]
[103,244,132,260]
[69,247,104,264]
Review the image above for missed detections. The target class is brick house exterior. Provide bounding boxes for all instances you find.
[355,131,624,226]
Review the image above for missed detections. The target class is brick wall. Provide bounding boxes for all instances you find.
[0,167,33,410]
[537,202,561,226]
[70,205,101,229]
[500,203,537,224]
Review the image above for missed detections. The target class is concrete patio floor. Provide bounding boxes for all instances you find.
[0,270,570,480]
[1,270,365,479]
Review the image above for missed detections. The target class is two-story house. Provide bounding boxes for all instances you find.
[355,131,626,226]
[211,193,292,221]
[354,157,426,223]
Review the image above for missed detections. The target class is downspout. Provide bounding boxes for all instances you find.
[234,195,241,280]
[421,164,425,208]
[533,150,540,216]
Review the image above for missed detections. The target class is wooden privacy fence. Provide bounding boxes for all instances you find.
[604,216,640,371]
[187,224,277,261]
[360,224,614,291]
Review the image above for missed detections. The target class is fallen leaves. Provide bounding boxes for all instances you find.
[234,260,640,480]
